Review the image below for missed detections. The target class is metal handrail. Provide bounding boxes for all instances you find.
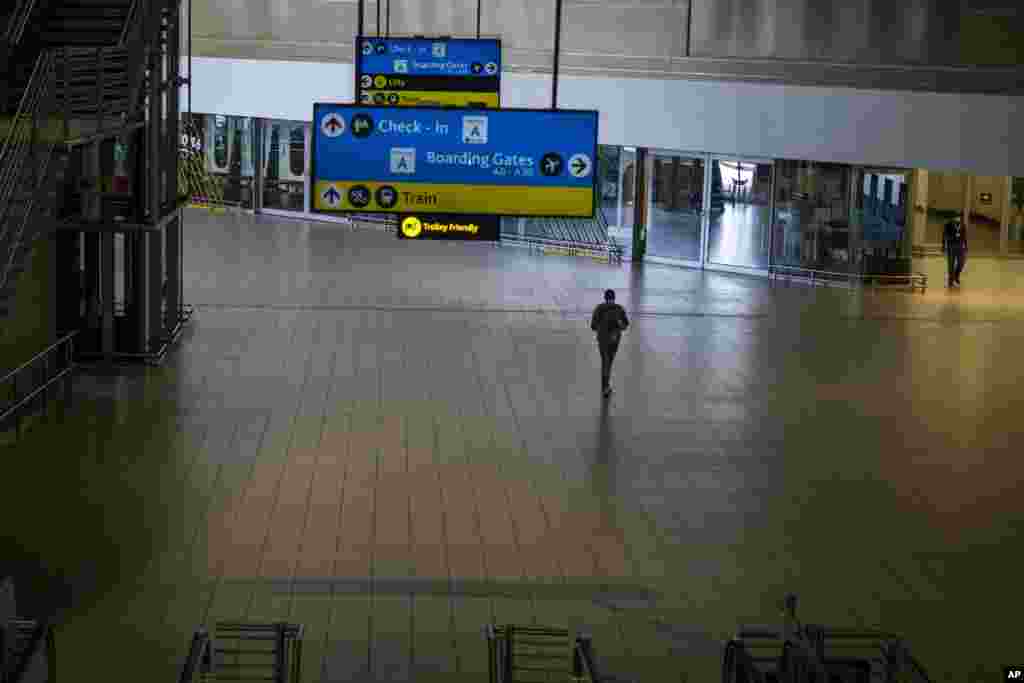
[3,0,39,45]
[119,0,142,46]
[0,331,78,387]
[0,331,78,439]
[0,50,58,291]
[768,263,928,290]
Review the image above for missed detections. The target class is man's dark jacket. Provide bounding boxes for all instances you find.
[591,302,629,344]
[943,220,968,252]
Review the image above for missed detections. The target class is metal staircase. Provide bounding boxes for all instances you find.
[1,0,186,366]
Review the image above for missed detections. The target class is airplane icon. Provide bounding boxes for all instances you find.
[323,186,341,204]
[540,153,563,176]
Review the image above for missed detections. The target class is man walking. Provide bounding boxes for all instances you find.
[591,289,629,398]
[942,213,968,287]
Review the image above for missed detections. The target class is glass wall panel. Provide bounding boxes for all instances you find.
[598,145,635,256]
[260,118,309,211]
[772,160,854,271]
[203,114,256,208]
[849,168,911,273]
[645,151,704,262]
[707,159,773,269]
[1011,177,1024,254]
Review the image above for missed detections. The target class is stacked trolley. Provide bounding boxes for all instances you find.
[179,622,304,683]
[722,595,932,683]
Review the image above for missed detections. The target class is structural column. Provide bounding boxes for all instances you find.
[148,229,163,346]
[165,213,180,334]
[1000,175,1012,255]
[632,148,648,260]
[962,173,976,230]
[100,232,115,359]
[133,231,148,352]
[910,169,929,248]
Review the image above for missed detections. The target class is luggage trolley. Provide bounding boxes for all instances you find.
[722,595,932,683]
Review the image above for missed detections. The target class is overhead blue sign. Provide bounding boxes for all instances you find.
[358,37,501,78]
[311,104,597,217]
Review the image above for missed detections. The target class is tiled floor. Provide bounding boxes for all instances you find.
[2,208,1024,681]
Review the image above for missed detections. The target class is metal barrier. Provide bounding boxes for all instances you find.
[0,330,78,442]
[722,594,932,683]
[180,622,304,683]
[486,624,602,683]
[768,264,927,292]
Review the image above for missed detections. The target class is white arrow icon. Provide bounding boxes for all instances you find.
[568,153,592,178]
[322,184,342,208]
[321,113,345,138]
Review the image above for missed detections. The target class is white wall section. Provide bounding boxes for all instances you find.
[183,57,1024,176]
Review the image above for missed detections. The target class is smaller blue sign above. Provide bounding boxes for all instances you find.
[358,37,501,78]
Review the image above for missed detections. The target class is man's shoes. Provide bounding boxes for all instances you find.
[603,386,613,398]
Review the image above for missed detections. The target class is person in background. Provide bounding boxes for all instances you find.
[591,289,629,398]
[942,213,968,287]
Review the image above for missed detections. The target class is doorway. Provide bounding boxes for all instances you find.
[705,157,775,270]
[644,150,706,266]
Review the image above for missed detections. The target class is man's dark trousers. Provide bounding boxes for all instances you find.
[947,248,965,284]
[599,339,620,392]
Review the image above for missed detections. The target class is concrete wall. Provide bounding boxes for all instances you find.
[971,175,1007,222]
[927,172,1007,222]
[181,56,1024,177]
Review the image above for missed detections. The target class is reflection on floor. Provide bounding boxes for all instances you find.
[646,205,701,261]
[2,209,1023,682]
[707,203,771,268]
[925,215,1003,254]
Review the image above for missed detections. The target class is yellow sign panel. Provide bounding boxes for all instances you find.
[403,216,484,237]
[314,181,593,217]
[362,90,500,108]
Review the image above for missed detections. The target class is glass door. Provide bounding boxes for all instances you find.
[706,157,774,270]
[644,150,706,265]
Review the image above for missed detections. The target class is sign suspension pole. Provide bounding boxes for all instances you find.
[551,0,563,110]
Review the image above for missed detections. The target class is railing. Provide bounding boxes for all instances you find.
[722,594,932,683]
[1,1,158,298]
[768,263,928,292]
[2,0,40,45]
[0,331,78,441]
[0,49,60,295]
[508,211,623,264]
